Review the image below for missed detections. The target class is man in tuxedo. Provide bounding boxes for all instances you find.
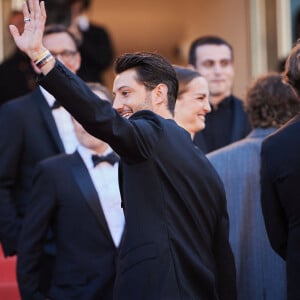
[0,24,80,292]
[260,43,300,300]
[10,2,236,299]
[188,35,251,153]
[17,84,124,300]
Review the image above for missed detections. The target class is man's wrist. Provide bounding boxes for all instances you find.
[29,47,49,62]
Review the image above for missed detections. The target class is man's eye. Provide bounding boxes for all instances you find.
[202,61,214,68]
[122,91,129,96]
[220,59,231,67]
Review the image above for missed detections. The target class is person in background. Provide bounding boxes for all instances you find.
[0,10,36,104]
[45,0,72,27]
[9,1,237,299]
[68,0,114,83]
[173,65,211,139]
[0,24,81,295]
[260,42,300,300]
[208,73,300,300]
[17,82,124,300]
[188,35,251,153]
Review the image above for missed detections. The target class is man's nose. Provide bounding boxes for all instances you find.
[112,96,123,110]
[213,63,222,73]
[204,99,211,113]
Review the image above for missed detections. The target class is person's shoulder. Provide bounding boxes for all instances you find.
[0,89,40,112]
[230,94,243,103]
[88,22,108,32]
[83,23,109,38]
[37,152,74,172]
[265,114,300,146]
[208,138,245,161]
[130,110,162,122]
[230,94,245,109]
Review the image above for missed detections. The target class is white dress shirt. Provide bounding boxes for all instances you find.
[77,144,125,247]
[40,86,78,154]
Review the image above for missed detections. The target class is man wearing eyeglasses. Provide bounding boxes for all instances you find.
[0,24,80,295]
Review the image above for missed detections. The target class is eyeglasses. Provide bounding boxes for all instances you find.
[50,50,78,61]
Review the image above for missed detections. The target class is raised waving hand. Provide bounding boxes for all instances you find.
[9,0,55,74]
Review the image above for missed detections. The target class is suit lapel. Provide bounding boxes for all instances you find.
[70,152,113,241]
[33,88,65,153]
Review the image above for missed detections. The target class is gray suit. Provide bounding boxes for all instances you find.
[208,128,286,300]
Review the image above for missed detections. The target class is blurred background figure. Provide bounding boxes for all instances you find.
[0,10,36,104]
[188,36,251,154]
[173,65,211,139]
[45,0,72,26]
[208,73,300,300]
[68,0,114,83]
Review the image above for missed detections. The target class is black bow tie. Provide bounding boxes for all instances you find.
[51,100,61,110]
[91,152,119,167]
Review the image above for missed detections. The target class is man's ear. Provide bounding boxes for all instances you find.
[152,83,168,105]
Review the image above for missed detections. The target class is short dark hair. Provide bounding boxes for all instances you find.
[44,24,81,49]
[283,41,300,98]
[115,52,178,114]
[173,65,202,98]
[188,36,233,67]
[245,72,300,128]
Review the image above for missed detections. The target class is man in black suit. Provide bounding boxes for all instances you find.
[17,84,124,300]
[188,36,251,153]
[260,43,300,300]
[68,0,114,83]
[10,2,236,299]
[0,24,80,293]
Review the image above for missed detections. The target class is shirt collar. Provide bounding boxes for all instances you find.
[39,86,56,107]
[77,144,114,169]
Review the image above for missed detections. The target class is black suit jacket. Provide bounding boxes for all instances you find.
[193,95,251,154]
[40,62,236,300]
[261,114,300,300]
[17,151,118,300]
[0,88,65,256]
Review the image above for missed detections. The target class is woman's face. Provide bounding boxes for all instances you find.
[175,76,211,138]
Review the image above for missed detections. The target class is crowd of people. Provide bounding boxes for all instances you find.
[0,0,300,299]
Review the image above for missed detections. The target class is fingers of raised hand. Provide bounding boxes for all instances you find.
[22,1,31,21]
[23,0,45,24]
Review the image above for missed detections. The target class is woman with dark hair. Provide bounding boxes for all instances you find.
[174,65,211,139]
